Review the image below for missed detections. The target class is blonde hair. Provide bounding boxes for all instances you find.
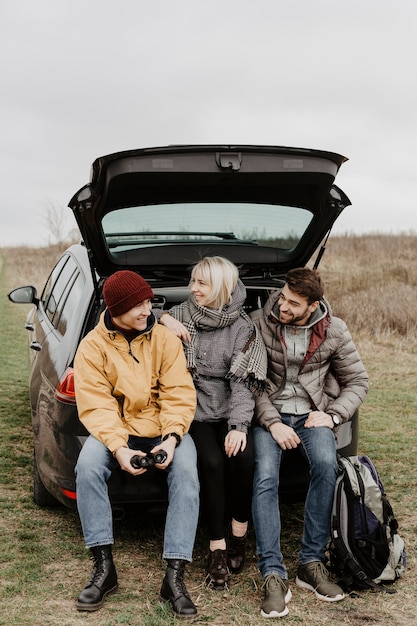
[189,256,239,310]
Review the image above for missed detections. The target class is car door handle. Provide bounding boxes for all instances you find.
[25,323,35,331]
[29,342,42,352]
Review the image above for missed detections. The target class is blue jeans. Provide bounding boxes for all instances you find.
[252,414,337,578]
[75,434,199,562]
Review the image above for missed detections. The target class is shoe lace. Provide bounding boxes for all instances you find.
[88,555,105,585]
[308,561,330,583]
[172,566,190,597]
[263,574,286,592]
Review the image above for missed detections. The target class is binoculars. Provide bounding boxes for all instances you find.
[130,450,167,469]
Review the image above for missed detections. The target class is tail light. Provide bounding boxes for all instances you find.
[55,367,76,404]
[60,488,77,500]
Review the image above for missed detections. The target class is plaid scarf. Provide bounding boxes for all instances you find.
[171,280,267,395]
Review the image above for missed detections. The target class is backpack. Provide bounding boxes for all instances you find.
[329,455,406,594]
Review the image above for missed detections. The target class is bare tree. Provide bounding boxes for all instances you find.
[41,200,80,249]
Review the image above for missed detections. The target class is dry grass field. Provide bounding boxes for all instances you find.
[1,233,416,626]
[5,233,417,345]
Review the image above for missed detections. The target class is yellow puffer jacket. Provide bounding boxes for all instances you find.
[74,312,196,454]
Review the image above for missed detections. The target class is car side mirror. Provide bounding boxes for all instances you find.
[8,285,39,306]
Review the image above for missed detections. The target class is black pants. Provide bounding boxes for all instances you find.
[190,420,254,540]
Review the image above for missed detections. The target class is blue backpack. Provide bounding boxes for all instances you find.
[329,455,406,593]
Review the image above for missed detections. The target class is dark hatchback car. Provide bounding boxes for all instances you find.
[9,144,358,513]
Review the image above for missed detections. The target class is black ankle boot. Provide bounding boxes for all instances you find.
[206,549,230,589]
[160,559,197,616]
[227,531,247,574]
[76,545,118,611]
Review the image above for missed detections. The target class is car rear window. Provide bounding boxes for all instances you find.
[101,202,312,251]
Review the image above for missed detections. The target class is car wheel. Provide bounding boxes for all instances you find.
[33,452,60,507]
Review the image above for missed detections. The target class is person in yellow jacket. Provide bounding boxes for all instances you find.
[73,270,199,617]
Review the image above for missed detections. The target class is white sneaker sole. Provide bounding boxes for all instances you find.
[261,588,292,618]
[295,576,345,602]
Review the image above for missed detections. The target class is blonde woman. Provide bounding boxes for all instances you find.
[157,257,267,589]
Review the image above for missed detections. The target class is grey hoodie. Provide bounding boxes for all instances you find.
[276,301,328,415]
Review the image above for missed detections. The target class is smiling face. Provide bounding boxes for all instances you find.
[111,299,153,331]
[277,284,319,326]
[190,270,213,307]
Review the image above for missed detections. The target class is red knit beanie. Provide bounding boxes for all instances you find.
[103,270,154,317]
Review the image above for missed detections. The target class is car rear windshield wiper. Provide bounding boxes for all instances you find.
[107,231,238,239]
[105,232,258,246]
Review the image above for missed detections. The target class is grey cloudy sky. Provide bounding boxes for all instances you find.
[1,0,416,247]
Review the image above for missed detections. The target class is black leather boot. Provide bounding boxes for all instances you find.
[206,549,230,589]
[76,545,118,611]
[227,530,247,574]
[160,559,197,617]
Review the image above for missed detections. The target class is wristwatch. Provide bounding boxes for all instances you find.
[330,415,340,427]
[162,432,181,447]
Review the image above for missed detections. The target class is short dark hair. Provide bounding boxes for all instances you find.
[285,268,324,304]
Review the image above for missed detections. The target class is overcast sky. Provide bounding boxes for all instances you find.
[1,0,416,247]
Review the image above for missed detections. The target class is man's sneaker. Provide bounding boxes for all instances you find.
[296,561,345,602]
[261,574,292,618]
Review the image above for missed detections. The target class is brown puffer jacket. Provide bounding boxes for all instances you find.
[251,290,369,431]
